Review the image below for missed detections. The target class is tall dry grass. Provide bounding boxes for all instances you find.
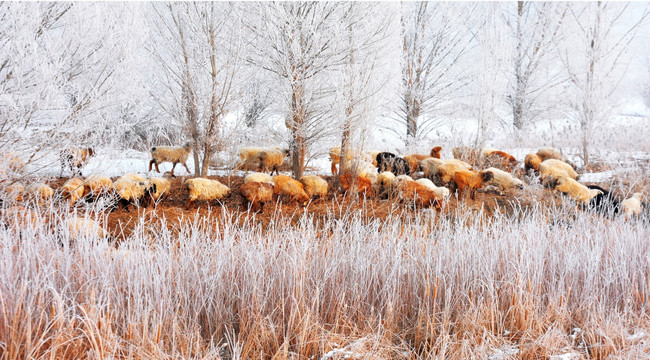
[0,203,648,359]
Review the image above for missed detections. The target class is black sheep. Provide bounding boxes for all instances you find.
[375,152,411,176]
[586,184,620,215]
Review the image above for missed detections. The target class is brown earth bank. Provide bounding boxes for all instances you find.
[37,173,603,241]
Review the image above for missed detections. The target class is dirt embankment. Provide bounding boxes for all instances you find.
[36,173,574,241]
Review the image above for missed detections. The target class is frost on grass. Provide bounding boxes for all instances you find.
[0,203,648,359]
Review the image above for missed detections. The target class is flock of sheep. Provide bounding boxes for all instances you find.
[0,142,645,222]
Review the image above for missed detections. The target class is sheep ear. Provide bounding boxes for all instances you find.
[481,171,493,182]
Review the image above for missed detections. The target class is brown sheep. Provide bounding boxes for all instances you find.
[339,174,374,199]
[452,146,479,165]
[430,146,442,159]
[240,181,275,212]
[396,180,442,210]
[60,147,95,177]
[272,175,310,206]
[403,154,431,174]
[481,148,518,171]
[436,160,473,185]
[451,169,493,199]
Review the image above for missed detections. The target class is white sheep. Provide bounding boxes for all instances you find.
[299,175,328,199]
[415,178,450,199]
[244,172,274,184]
[483,167,524,192]
[62,177,85,206]
[149,143,192,176]
[184,177,231,208]
[621,193,642,219]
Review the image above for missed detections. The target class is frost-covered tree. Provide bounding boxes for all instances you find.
[0,2,142,175]
[395,2,477,147]
[468,3,510,150]
[337,3,394,177]
[559,2,649,167]
[148,2,243,176]
[504,1,568,130]
[246,2,355,178]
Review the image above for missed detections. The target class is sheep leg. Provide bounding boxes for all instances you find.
[170,163,177,177]
[182,162,190,174]
[148,159,156,172]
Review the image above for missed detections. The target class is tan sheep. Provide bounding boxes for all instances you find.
[376,171,396,197]
[65,217,109,240]
[149,143,192,176]
[393,174,414,186]
[3,182,25,203]
[26,183,54,204]
[403,154,431,174]
[184,177,231,209]
[421,158,445,179]
[259,148,290,175]
[272,175,310,206]
[121,173,147,182]
[415,178,450,199]
[1,152,25,176]
[553,176,602,206]
[244,172,273,184]
[299,175,328,199]
[237,146,287,174]
[539,159,578,182]
[329,147,379,174]
[60,147,95,176]
[483,167,524,192]
[112,177,155,211]
[240,181,275,212]
[148,173,172,204]
[62,177,85,206]
[621,193,642,219]
[526,148,575,173]
[83,175,114,200]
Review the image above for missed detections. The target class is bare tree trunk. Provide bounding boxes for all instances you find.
[289,84,305,179]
